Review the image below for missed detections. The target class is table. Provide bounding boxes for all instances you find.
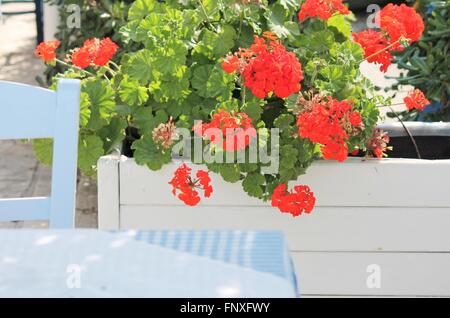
[0,230,298,297]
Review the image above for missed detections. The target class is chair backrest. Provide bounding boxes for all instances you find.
[0,79,80,228]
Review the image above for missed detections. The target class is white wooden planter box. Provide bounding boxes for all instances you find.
[98,156,450,297]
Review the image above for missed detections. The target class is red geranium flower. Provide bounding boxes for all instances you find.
[271,183,316,217]
[169,164,213,206]
[71,46,92,69]
[353,4,424,72]
[34,40,60,62]
[353,30,393,73]
[380,4,424,46]
[296,96,363,162]
[193,110,257,152]
[221,35,303,99]
[298,0,349,21]
[404,89,430,111]
[71,37,119,69]
[93,38,119,66]
[222,54,240,74]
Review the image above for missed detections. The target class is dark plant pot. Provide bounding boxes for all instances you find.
[377,122,450,159]
[347,0,406,11]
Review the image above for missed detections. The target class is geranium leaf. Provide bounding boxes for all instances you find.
[219,164,241,183]
[126,50,154,85]
[83,79,116,130]
[78,135,105,176]
[119,78,149,106]
[132,135,172,170]
[242,172,265,198]
[32,138,53,166]
[128,0,157,21]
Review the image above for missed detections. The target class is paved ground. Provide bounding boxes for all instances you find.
[0,5,407,229]
[0,4,97,228]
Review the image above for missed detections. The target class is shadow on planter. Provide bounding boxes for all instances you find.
[377,122,450,159]
[123,123,450,160]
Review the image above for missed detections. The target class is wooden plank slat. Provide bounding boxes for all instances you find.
[0,197,50,221]
[97,156,121,229]
[119,205,450,252]
[118,157,450,208]
[292,252,450,297]
[0,81,56,139]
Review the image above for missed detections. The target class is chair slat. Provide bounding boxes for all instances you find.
[0,81,56,139]
[0,197,50,221]
[0,79,80,228]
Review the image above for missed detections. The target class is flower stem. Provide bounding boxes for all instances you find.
[55,58,95,77]
[359,38,401,64]
[103,65,116,77]
[387,105,422,159]
[109,61,120,70]
[198,0,214,30]
[240,77,246,106]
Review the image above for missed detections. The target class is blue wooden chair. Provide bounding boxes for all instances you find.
[0,79,80,228]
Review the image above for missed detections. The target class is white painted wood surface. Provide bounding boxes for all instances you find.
[97,155,450,296]
[97,156,121,229]
[293,252,450,297]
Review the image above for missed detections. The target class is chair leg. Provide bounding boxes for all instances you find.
[35,0,44,43]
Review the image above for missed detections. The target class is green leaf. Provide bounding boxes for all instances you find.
[83,79,116,130]
[128,0,157,21]
[119,78,149,106]
[241,101,263,122]
[266,4,293,39]
[132,135,172,170]
[32,138,53,166]
[219,164,241,183]
[327,15,352,38]
[126,50,154,85]
[198,0,220,22]
[79,92,90,127]
[98,117,127,154]
[195,25,237,59]
[133,106,154,134]
[274,113,294,130]
[279,0,299,10]
[152,40,188,75]
[78,135,105,176]
[239,162,258,173]
[150,69,191,102]
[191,64,233,100]
[242,172,265,198]
[298,30,335,53]
[280,144,298,170]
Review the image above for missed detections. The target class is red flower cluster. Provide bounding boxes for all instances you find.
[271,183,316,217]
[193,110,257,152]
[380,4,424,44]
[352,30,393,72]
[353,4,424,72]
[367,129,391,159]
[404,89,430,111]
[298,0,349,21]
[296,96,363,162]
[71,38,119,69]
[169,164,213,206]
[34,40,60,62]
[222,34,303,99]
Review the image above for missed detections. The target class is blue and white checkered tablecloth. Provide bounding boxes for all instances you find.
[0,230,298,298]
[131,230,297,287]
